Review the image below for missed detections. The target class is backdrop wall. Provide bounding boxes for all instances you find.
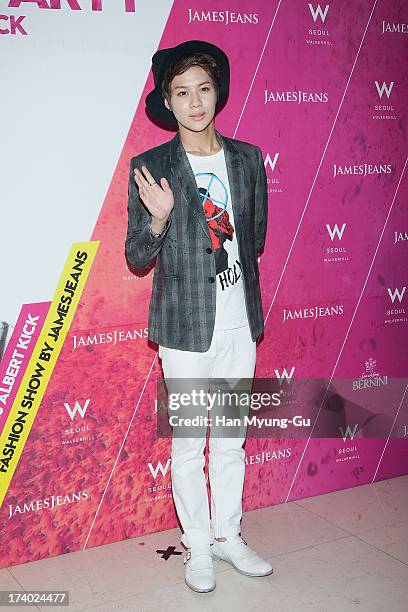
[0,0,407,568]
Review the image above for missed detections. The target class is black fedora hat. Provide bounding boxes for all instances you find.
[145,39,230,129]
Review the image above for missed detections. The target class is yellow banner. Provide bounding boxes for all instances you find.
[0,241,99,508]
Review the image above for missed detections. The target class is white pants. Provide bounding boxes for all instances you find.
[159,323,257,549]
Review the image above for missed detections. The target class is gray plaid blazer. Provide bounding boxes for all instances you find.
[125,129,268,352]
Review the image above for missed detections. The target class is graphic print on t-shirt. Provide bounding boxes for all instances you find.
[195,172,242,285]
[187,148,248,330]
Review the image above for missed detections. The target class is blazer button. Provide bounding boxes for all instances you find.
[206,247,212,254]
[208,276,215,283]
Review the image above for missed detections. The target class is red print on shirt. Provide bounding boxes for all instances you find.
[199,187,234,275]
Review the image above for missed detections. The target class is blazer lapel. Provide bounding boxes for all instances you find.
[169,129,247,242]
[216,130,247,225]
[169,132,210,240]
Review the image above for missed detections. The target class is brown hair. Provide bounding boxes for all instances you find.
[161,52,221,103]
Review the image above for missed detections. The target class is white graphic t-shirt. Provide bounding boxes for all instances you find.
[186,147,249,331]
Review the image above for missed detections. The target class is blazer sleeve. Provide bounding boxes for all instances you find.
[254,146,268,254]
[125,156,173,271]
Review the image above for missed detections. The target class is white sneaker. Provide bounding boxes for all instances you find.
[183,546,216,593]
[211,535,273,577]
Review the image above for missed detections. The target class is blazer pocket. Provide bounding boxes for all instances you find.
[154,274,184,302]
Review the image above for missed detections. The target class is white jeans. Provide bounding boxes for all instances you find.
[159,323,256,549]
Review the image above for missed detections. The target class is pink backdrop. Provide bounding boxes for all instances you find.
[1,0,407,568]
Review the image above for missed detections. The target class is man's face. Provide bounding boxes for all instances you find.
[164,65,218,132]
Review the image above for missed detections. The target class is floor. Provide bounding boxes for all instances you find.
[2,475,408,611]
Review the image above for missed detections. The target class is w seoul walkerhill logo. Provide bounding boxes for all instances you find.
[187,9,259,25]
[274,366,296,385]
[306,3,333,46]
[264,152,282,194]
[385,286,407,325]
[62,399,94,446]
[376,81,394,99]
[64,399,90,421]
[145,459,172,502]
[372,81,398,121]
[337,424,360,463]
[323,223,349,264]
[340,424,358,442]
[148,459,171,480]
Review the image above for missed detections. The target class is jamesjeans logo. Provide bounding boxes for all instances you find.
[264,90,328,104]
[333,163,392,178]
[394,231,408,244]
[187,9,259,25]
[382,21,408,34]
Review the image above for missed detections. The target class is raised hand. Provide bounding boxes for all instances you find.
[134,165,174,222]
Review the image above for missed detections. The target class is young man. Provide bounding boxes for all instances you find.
[125,40,272,593]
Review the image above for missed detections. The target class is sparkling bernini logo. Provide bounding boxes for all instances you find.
[364,358,377,377]
[187,9,259,25]
[352,358,388,391]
